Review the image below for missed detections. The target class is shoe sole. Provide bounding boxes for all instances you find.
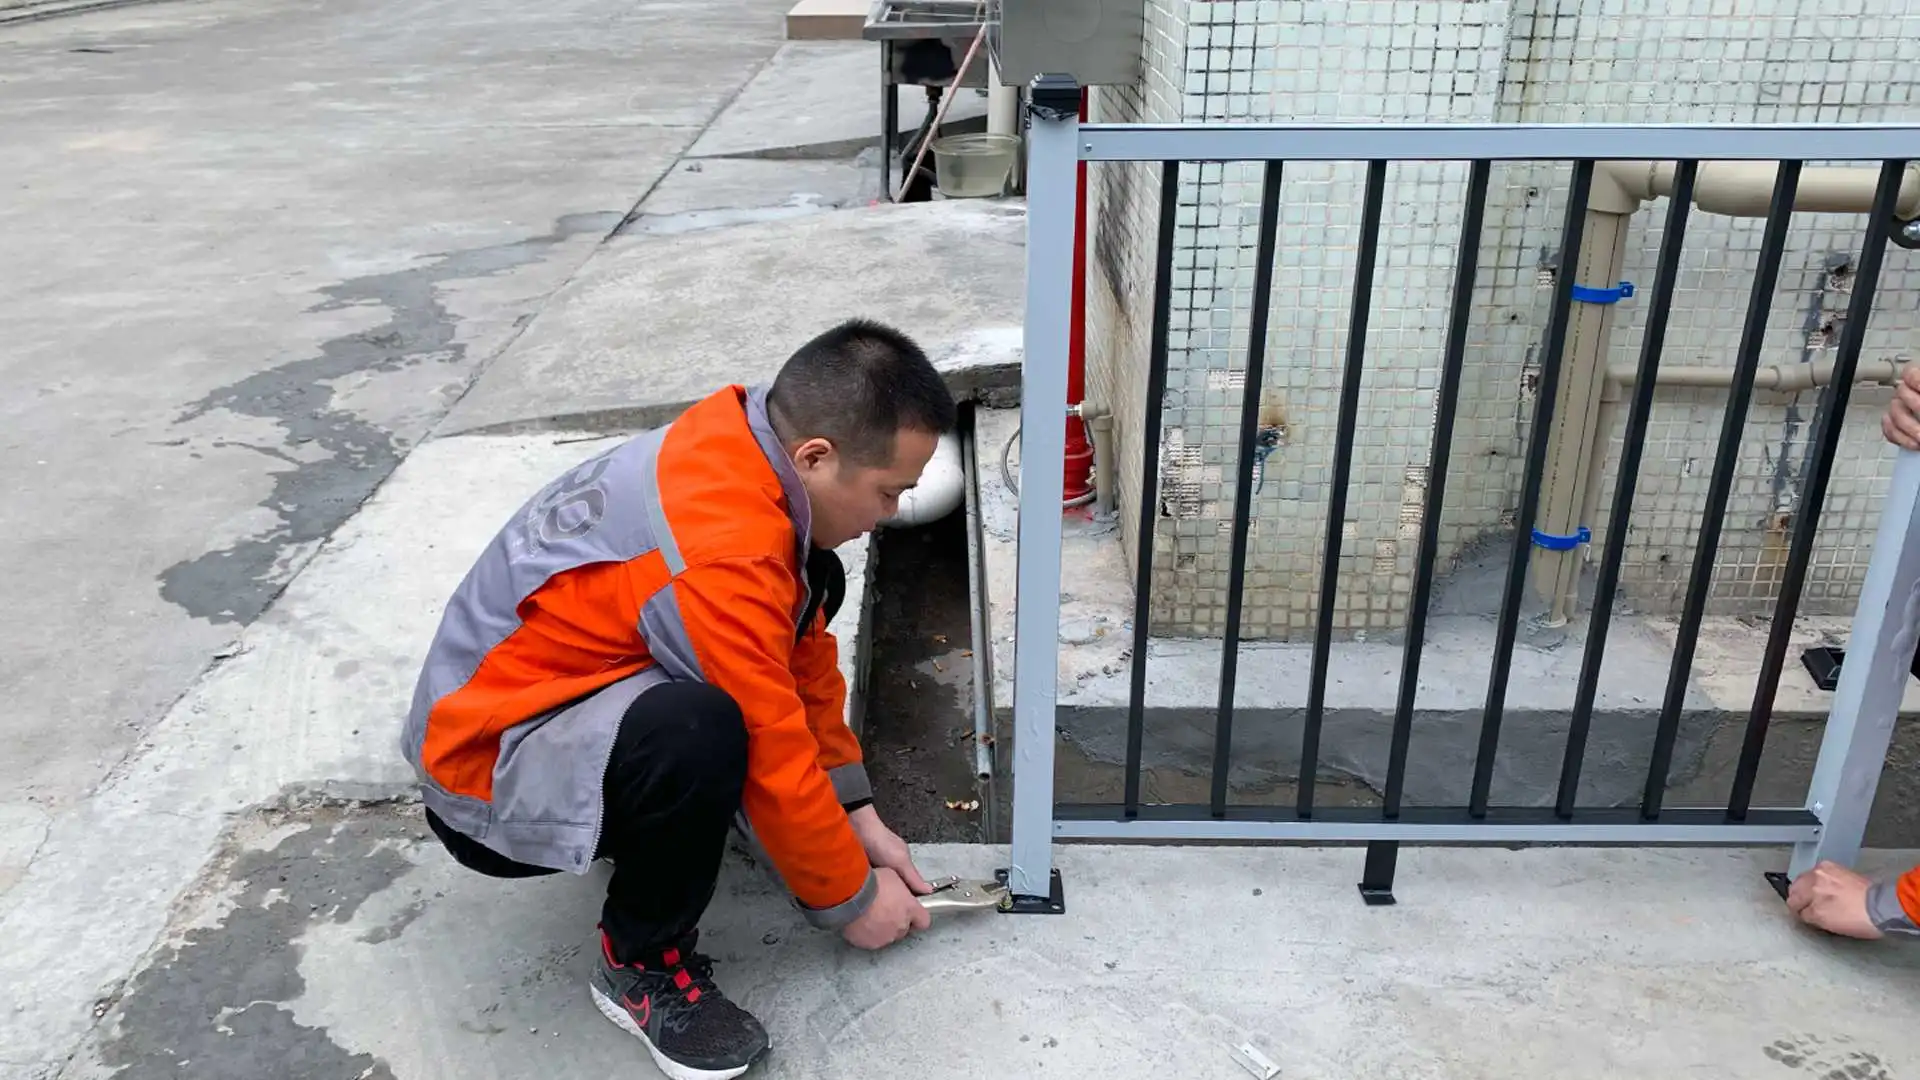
[590,985,767,1080]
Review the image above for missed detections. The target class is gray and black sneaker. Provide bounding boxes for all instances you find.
[590,927,771,1080]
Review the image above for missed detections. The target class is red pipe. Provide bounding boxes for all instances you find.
[1063,89,1094,504]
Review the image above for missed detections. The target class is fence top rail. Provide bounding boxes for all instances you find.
[1074,122,1920,164]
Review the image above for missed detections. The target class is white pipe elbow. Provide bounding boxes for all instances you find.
[881,429,965,528]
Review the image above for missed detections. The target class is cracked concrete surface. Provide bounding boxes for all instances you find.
[161,211,625,624]
[0,432,877,1076]
[438,200,1028,437]
[12,1,1920,1077]
[54,802,1920,1080]
[71,809,414,1080]
[0,0,795,825]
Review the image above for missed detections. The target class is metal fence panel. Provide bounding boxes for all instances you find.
[1003,77,1920,910]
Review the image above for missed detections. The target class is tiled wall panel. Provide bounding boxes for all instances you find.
[1086,0,1920,637]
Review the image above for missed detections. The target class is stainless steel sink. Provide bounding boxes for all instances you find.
[863,0,985,41]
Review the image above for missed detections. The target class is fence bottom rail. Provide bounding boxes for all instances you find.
[1049,804,1820,844]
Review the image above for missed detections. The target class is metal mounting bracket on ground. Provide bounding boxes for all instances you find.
[995,867,1065,914]
[1798,634,1920,693]
[1765,870,1792,901]
[1357,840,1398,906]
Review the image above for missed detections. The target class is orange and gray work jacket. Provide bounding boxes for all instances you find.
[1870,869,1920,936]
[402,384,877,928]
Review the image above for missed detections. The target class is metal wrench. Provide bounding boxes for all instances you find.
[917,874,1011,915]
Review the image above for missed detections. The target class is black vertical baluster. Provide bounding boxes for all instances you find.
[1298,160,1389,819]
[1469,160,1595,817]
[1211,161,1286,817]
[1123,161,1183,817]
[1556,162,1699,818]
[880,46,896,197]
[1383,160,1492,819]
[1730,159,1908,819]
[1642,162,1802,819]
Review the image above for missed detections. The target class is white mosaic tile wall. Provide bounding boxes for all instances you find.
[1085,0,1189,597]
[1084,0,1920,638]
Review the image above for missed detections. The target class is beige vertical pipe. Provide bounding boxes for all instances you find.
[987,55,1021,189]
[1576,374,1622,582]
[1542,160,1920,625]
[1531,207,1633,626]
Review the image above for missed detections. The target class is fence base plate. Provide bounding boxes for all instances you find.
[1358,840,1399,905]
[1356,883,1398,907]
[996,868,1066,914]
[1764,870,1792,901]
[1800,646,1844,691]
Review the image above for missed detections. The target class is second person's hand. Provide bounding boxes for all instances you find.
[1883,364,1920,451]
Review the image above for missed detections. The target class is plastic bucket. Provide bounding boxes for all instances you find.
[931,133,1020,198]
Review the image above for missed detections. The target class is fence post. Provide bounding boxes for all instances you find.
[1002,73,1079,911]
[1791,449,1920,876]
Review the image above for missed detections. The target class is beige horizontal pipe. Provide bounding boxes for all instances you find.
[1593,161,1920,218]
[1605,358,1906,391]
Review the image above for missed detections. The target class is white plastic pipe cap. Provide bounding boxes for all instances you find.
[881,429,964,528]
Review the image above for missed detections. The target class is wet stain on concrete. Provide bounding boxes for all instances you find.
[93,808,425,1080]
[1763,1035,1891,1079]
[356,897,428,945]
[160,211,622,624]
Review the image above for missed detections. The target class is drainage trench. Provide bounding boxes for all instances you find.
[859,409,993,844]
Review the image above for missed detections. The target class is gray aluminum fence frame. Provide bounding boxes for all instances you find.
[1003,73,1920,910]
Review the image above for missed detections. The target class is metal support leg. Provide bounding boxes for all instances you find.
[1358,841,1399,906]
[1791,449,1920,876]
[880,42,896,198]
[1001,73,1079,911]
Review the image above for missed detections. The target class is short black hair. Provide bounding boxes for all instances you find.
[767,318,958,466]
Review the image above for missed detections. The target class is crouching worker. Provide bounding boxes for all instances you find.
[402,319,956,1079]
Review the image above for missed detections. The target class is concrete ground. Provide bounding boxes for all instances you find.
[47,808,1920,1080]
[7,2,1919,1079]
[0,1,1010,1074]
[0,0,794,834]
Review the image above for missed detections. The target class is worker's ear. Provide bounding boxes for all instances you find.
[790,436,837,476]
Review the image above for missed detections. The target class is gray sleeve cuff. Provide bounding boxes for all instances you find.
[1866,880,1920,936]
[799,869,878,930]
[828,763,873,805]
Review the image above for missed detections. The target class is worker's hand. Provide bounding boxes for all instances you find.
[841,867,931,950]
[1881,365,1920,450]
[848,804,932,895]
[1786,860,1884,940]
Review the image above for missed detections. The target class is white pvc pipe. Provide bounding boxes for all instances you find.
[1596,161,1920,218]
[882,429,966,528]
[1089,411,1116,518]
[988,56,1021,190]
[1605,358,1906,391]
[987,58,1018,138]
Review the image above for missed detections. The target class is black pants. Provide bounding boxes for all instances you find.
[426,547,847,963]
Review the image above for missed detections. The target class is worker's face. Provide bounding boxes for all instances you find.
[792,428,939,549]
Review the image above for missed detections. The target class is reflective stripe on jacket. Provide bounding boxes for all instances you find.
[402,384,875,925]
[1872,867,1920,935]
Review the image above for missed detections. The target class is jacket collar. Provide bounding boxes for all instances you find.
[743,384,813,555]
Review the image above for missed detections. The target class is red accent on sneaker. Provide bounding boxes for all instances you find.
[662,948,681,966]
[600,929,623,969]
[622,992,653,1029]
[673,970,692,990]
[686,987,702,1004]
